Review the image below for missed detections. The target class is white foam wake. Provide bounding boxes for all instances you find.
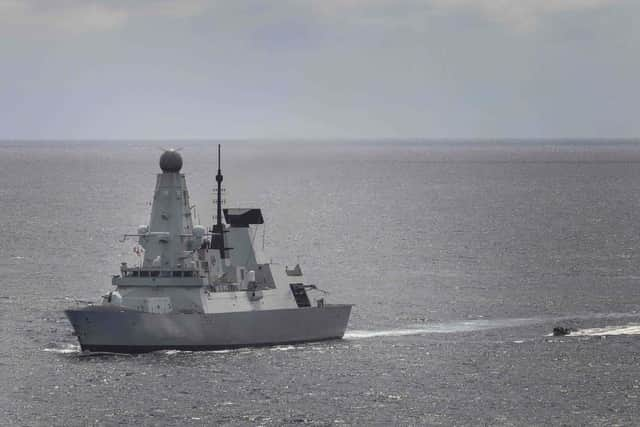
[43,343,80,354]
[571,324,640,336]
[344,329,436,339]
[344,317,539,340]
[346,312,640,341]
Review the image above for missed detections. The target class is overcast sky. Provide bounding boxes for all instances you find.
[0,0,638,140]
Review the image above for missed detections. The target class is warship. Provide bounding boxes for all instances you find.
[65,146,352,353]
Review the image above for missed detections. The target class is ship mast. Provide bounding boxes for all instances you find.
[211,144,227,258]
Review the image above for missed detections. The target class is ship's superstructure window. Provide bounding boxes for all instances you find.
[122,269,197,278]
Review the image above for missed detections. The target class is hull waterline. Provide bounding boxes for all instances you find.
[66,304,352,353]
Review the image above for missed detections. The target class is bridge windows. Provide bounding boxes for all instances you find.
[122,270,196,278]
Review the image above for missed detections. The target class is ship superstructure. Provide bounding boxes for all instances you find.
[66,147,352,352]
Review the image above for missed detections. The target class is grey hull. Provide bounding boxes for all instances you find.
[65,304,352,353]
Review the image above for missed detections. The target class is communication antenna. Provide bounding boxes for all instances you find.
[216,144,223,233]
[211,144,227,258]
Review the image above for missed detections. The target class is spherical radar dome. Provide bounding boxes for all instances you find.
[159,149,183,173]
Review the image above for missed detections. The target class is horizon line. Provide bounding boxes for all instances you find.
[1,137,639,143]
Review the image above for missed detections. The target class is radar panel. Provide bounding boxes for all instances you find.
[223,208,264,227]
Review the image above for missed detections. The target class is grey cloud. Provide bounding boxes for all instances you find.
[0,0,637,139]
[0,0,213,34]
[0,0,624,35]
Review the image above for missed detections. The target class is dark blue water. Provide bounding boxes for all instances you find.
[3,140,640,425]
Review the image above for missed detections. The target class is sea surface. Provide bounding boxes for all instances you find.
[3,140,640,425]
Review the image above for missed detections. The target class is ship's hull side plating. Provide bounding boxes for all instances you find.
[65,147,353,353]
[66,304,352,353]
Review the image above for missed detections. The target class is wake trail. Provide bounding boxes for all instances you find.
[344,311,640,340]
[571,325,640,336]
[42,312,640,354]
